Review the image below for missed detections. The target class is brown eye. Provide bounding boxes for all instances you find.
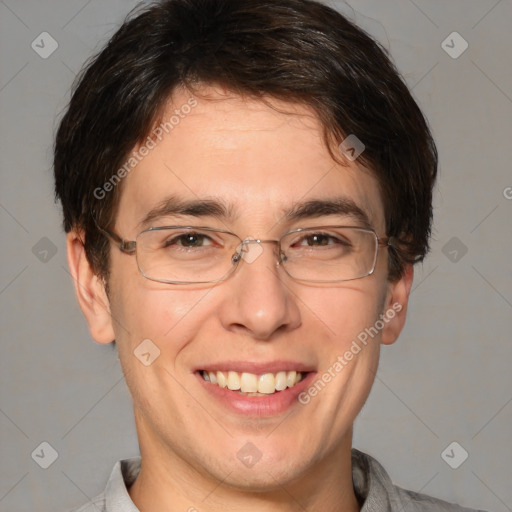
[166,233,211,248]
[294,233,351,248]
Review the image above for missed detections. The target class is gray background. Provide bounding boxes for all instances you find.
[1,0,511,511]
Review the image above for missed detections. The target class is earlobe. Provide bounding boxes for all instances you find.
[380,264,414,346]
[66,231,116,344]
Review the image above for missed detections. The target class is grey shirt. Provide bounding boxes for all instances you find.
[70,449,487,511]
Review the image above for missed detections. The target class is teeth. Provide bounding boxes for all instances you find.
[217,372,228,388]
[258,373,275,394]
[275,371,287,391]
[217,371,227,388]
[202,370,304,394]
[241,372,258,393]
[227,371,241,390]
[287,371,297,388]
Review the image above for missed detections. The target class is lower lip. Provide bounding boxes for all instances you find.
[195,372,317,417]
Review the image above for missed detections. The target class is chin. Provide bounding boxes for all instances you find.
[220,463,302,492]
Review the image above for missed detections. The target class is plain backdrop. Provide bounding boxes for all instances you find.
[1,1,511,511]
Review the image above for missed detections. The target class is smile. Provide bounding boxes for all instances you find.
[200,370,305,395]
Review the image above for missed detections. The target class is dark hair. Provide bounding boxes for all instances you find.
[54,0,437,282]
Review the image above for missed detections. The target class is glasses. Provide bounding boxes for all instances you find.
[99,225,393,285]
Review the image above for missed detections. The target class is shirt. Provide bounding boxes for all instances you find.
[69,449,487,511]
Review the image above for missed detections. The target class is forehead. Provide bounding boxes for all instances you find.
[116,86,385,235]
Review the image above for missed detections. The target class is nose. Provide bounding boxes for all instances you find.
[218,239,301,340]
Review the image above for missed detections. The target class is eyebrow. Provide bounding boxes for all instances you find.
[138,196,235,229]
[138,195,372,229]
[284,197,372,228]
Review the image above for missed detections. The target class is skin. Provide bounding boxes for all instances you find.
[67,84,413,512]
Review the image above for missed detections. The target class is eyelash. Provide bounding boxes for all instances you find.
[161,231,352,249]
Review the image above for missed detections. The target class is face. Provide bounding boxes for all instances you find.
[70,84,412,492]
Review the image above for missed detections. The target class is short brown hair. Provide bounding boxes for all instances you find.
[54,0,437,282]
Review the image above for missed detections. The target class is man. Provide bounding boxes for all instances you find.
[54,0,485,510]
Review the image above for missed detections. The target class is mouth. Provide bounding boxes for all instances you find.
[193,361,317,416]
[199,369,307,396]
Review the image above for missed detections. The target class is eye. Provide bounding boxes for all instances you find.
[163,232,214,248]
[294,232,351,247]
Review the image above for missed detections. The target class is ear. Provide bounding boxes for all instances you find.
[66,231,115,344]
[380,264,414,346]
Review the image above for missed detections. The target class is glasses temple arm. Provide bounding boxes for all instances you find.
[98,227,137,254]
[379,235,396,248]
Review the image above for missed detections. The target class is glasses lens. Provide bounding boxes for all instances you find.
[133,226,378,284]
[136,227,240,283]
[280,227,378,282]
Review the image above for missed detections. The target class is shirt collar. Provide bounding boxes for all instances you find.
[105,458,141,512]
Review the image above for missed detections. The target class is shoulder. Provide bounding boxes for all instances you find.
[352,448,488,512]
[64,457,141,512]
[66,495,106,512]
[393,485,489,511]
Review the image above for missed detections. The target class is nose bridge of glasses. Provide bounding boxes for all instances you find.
[233,237,282,265]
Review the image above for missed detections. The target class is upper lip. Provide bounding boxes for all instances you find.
[194,360,315,374]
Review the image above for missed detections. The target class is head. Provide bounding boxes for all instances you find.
[55,0,436,497]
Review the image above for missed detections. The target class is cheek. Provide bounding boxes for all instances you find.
[304,283,387,348]
[109,284,210,404]
[108,268,210,353]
